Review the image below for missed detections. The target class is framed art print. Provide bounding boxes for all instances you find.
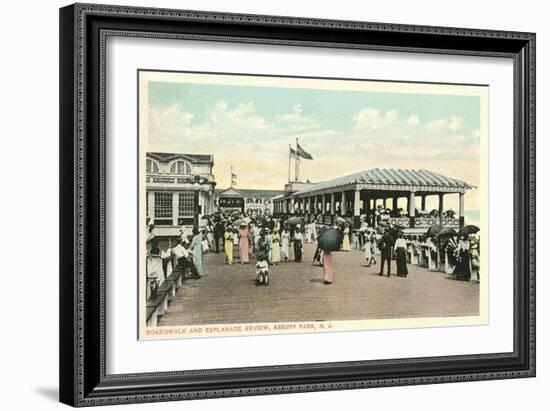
[59,3,535,406]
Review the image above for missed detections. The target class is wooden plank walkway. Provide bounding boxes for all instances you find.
[158,243,479,326]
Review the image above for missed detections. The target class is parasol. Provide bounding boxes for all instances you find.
[438,227,457,238]
[334,216,348,226]
[426,225,443,237]
[317,228,344,252]
[458,225,480,237]
[232,218,249,227]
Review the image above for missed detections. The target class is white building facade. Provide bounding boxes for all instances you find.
[146,152,216,239]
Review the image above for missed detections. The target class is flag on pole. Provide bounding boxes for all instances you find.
[296,142,313,160]
[289,146,299,159]
[230,166,237,187]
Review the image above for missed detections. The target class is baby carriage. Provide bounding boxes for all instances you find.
[255,259,270,286]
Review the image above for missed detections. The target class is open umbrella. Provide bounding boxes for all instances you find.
[285,216,304,226]
[317,228,344,252]
[459,225,480,237]
[438,227,457,238]
[426,225,443,237]
[334,216,348,226]
[232,218,249,227]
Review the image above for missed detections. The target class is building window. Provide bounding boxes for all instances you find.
[146,158,159,173]
[170,160,192,175]
[178,192,195,217]
[154,192,172,219]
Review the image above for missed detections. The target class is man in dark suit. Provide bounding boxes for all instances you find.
[213,220,225,253]
[378,231,394,277]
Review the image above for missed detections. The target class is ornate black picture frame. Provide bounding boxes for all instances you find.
[59,3,535,407]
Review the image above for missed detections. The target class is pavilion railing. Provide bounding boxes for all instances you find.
[387,216,459,228]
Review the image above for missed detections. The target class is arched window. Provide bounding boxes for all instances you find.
[146,158,159,173]
[170,160,192,175]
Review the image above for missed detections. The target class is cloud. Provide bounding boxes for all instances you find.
[275,104,319,132]
[407,115,420,126]
[449,115,464,131]
[425,115,465,134]
[148,104,194,141]
[207,100,273,132]
[352,108,399,130]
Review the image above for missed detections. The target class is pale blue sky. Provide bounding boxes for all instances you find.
[146,77,483,220]
[149,81,480,140]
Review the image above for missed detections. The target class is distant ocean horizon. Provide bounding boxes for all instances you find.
[465,209,480,226]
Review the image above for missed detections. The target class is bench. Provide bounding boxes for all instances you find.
[145,269,185,327]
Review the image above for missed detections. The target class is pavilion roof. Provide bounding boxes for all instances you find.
[147,152,213,163]
[293,168,474,196]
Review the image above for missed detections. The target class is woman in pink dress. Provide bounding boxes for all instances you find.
[239,223,250,264]
[323,251,333,284]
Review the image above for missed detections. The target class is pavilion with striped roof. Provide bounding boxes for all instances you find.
[272,168,475,228]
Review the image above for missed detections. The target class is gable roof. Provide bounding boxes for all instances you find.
[294,168,474,196]
[215,188,286,198]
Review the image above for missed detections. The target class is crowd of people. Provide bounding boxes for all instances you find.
[145,210,480,299]
[352,223,480,281]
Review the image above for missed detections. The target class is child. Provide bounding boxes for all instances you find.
[255,259,270,285]
[363,236,376,267]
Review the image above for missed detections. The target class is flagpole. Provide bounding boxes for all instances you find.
[295,138,300,182]
[288,144,291,183]
[230,165,233,188]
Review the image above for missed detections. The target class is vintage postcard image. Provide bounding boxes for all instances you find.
[138,70,488,340]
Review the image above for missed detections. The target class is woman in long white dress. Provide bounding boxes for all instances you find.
[281,227,290,262]
[363,236,374,267]
[341,226,351,251]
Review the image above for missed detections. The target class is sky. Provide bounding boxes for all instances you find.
[145,76,483,220]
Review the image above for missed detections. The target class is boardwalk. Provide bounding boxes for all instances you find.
[158,243,479,326]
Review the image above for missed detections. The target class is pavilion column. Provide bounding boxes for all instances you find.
[392,195,398,212]
[322,194,327,215]
[409,191,416,228]
[330,192,335,215]
[421,194,426,211]
[341,191,347,216]
[365,194,372,215]
[459,192,465,227]
[290,198,295,214]
[313,196,318,215]
[353,189,361,228]
[383,198,387,209]
[438,193,444,225]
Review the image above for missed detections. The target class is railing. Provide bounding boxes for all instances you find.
[387,216,459,228]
